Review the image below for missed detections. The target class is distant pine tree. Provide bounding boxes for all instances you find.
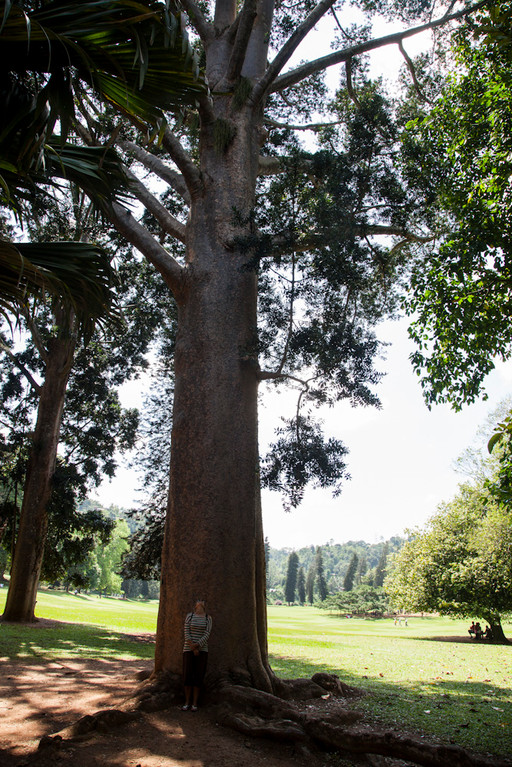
[284,551,299,604]
[306,566,315,604]
[374,542,389,588]
[315,546,328,601]
[343,552,359,592]
[356,555,368,585]
[297,566,306,605]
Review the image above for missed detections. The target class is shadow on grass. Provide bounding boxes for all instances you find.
[268,652,512,759]
[416,635,512,646]
[0,619,154,661]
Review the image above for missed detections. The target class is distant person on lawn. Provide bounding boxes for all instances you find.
[182,599,212,711]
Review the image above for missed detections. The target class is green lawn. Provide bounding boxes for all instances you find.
[0,588,158,660]
[268,606,512,757]
[0,590,511,758]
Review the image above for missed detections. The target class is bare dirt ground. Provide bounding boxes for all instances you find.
[0,628,366,767]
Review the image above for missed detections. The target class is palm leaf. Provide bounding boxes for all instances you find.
[0,240,120,339]
[1,0,205,130]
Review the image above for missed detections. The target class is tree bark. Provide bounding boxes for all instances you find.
[154,103,274,689]
[2,311,76,622]
[488,619,509,644]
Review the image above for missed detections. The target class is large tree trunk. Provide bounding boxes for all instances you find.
[488,618,509,644]
[154,103,273,689]
[2,313,76,622]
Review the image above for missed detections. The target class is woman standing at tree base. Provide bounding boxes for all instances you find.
[182,599,212,711]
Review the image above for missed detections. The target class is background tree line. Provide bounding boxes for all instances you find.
[269,537,403,605]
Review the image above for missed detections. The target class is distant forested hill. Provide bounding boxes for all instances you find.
[266,537,405,601]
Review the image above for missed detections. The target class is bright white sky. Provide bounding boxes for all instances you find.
[96,317,511,549]
[96,8,508,549]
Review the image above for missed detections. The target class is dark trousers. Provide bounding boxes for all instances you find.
[183,651,208,686]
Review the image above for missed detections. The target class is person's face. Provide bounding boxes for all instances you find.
[195,601,206,614]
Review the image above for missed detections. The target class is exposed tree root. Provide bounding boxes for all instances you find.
[213,674,511,767]
[32,671,511,767]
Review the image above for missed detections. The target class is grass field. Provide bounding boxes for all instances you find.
[0,589,511,758]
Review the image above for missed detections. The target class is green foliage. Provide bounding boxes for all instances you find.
[88,519,130,595]
[120,281,177,581]
[314,546,328,601]
[266,538,405,598]
[385,484,512,639]
[0,0,205,319]
[261,416,348,510]
[403,5,512,408]
[41,462,115,585]
[305,565,315,605]
[322,584,390,615]
[487,409,512,507]
[0,0,204,186]
[373,541,389,587]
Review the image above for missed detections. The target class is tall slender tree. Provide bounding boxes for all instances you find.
[343,552,359,592]
[297,566,306,605]
[284,551,299,604]
[305,565,316,605]
[374,542,389,588]
[315,546,329,602]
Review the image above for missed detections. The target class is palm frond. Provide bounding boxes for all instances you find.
[0,240,120,339]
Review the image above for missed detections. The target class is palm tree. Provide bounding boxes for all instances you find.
[1,0,206,619]
[0,0,205,313]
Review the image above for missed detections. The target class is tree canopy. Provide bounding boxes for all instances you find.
[403,2,512,409]
[385,483,512,642]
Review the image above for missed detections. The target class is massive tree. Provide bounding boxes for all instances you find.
[12,0,507,762]
[85,0,489,693]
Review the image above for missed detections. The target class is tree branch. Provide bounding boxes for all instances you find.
[0,342,42,395]
[251,0,337,104]
[180,0,213,42]
[269,0,490,93]
[258,368,311,385]
[226,0,258,83]
[266,225,433,259]
[117,139,191,204]
[23,310,49,364]
[345,59,361,108]
[257,155,315,176]
[108,203,185,296]
[124,170,187,243]
[160,127,204,200]
[214,0,237,32]
[264,118,344,131]
[398,40,433,103]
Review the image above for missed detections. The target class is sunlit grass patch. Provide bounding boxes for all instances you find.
[0,587,157,660]
[268,606,512,758]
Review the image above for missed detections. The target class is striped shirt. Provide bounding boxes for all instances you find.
[183,612,212,653]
